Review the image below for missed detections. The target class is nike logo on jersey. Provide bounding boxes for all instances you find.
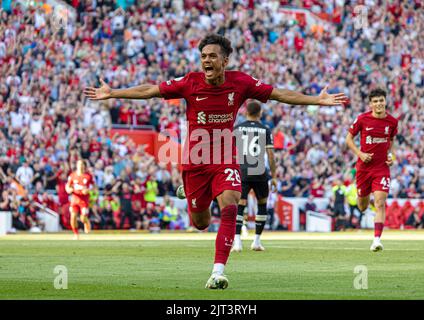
[196,96,208,101]
[365,127,374,131]
[231,182,241,187]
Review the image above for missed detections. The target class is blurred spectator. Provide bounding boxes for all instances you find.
[88,186,101,228]
[304,195,317,212]
[405,207,423,229]
[99,194,119,229]
[15,161,34,190]
[156,163,173,196]
[112,180,136,230]
[300,194,318,231]
[346,178,362,228]
[161,196,182,230]
[145,202,161,232]
[332,179,347,231]
[144,168,159,207]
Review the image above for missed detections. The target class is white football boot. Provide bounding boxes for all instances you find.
[370,238,384,252]
[231,236,243,252]
[251,241,265,251]
[205,273,229,289]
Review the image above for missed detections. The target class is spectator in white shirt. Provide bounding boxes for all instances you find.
[10,105,24,130]
[15,161,34,189]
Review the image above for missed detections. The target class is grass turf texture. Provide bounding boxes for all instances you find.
[1,235,424,299]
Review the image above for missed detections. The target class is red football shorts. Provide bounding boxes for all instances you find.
[70,197,89,215]
[182,165,242,213]
[356,168,391,198]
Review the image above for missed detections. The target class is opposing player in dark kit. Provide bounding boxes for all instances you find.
[232,101,277,252]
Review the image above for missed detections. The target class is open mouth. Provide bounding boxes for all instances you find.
[204,66,214,76]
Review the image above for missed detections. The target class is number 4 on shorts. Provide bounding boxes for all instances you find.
[380,177,390,190]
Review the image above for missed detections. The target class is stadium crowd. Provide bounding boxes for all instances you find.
[0,0,423,231]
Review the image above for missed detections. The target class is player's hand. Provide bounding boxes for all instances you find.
[318,85,348,106]
[66,187,73,194]
[386,153,394,166]
[359,151,374,163]
[84,78,112,100]
[270,178,278,192]
[81,189,89,195]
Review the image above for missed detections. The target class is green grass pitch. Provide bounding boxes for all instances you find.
[1,235,424,299]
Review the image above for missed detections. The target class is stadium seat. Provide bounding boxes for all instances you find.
[401,201,415,228]
[386,201,401,229]
[418,201,424,219]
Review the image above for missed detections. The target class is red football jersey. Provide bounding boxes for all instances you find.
[159,71,273,171]
[349,111,398,171]
[67,172,93,203]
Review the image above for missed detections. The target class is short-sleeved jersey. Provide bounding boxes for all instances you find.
[348,111,398,171]
[67,172,94,203]
[159,71,273,171]
[234,120,273,181]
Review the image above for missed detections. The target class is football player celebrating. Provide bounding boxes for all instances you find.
[84,34,347,289]
[346,88,398,252]
[65,159,94,240]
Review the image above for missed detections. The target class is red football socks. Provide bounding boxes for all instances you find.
[374,222,384,238]
[215,204,237,265]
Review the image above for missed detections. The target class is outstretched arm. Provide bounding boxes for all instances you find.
[84,79,162,100]
[269,85,347,106]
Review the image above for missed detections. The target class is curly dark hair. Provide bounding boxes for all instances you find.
[198,34,233,57]
[369,88,387,101]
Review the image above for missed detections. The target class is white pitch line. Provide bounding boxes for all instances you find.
[2,231,424,241]
[265,245,424,251]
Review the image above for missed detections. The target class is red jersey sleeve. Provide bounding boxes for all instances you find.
[241,73,274,103]
[159,74,190,100]
[349,116,362,137]
[391,119,398,138]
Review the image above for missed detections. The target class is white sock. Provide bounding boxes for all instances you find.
[374,237,380,242]
[234,234,241,243]
[254,234,261,244]
[212,263,225,275]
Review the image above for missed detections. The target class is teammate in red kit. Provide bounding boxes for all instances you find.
[65,159,94,240]
[84,34,347,289]
[346,88,398,252]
